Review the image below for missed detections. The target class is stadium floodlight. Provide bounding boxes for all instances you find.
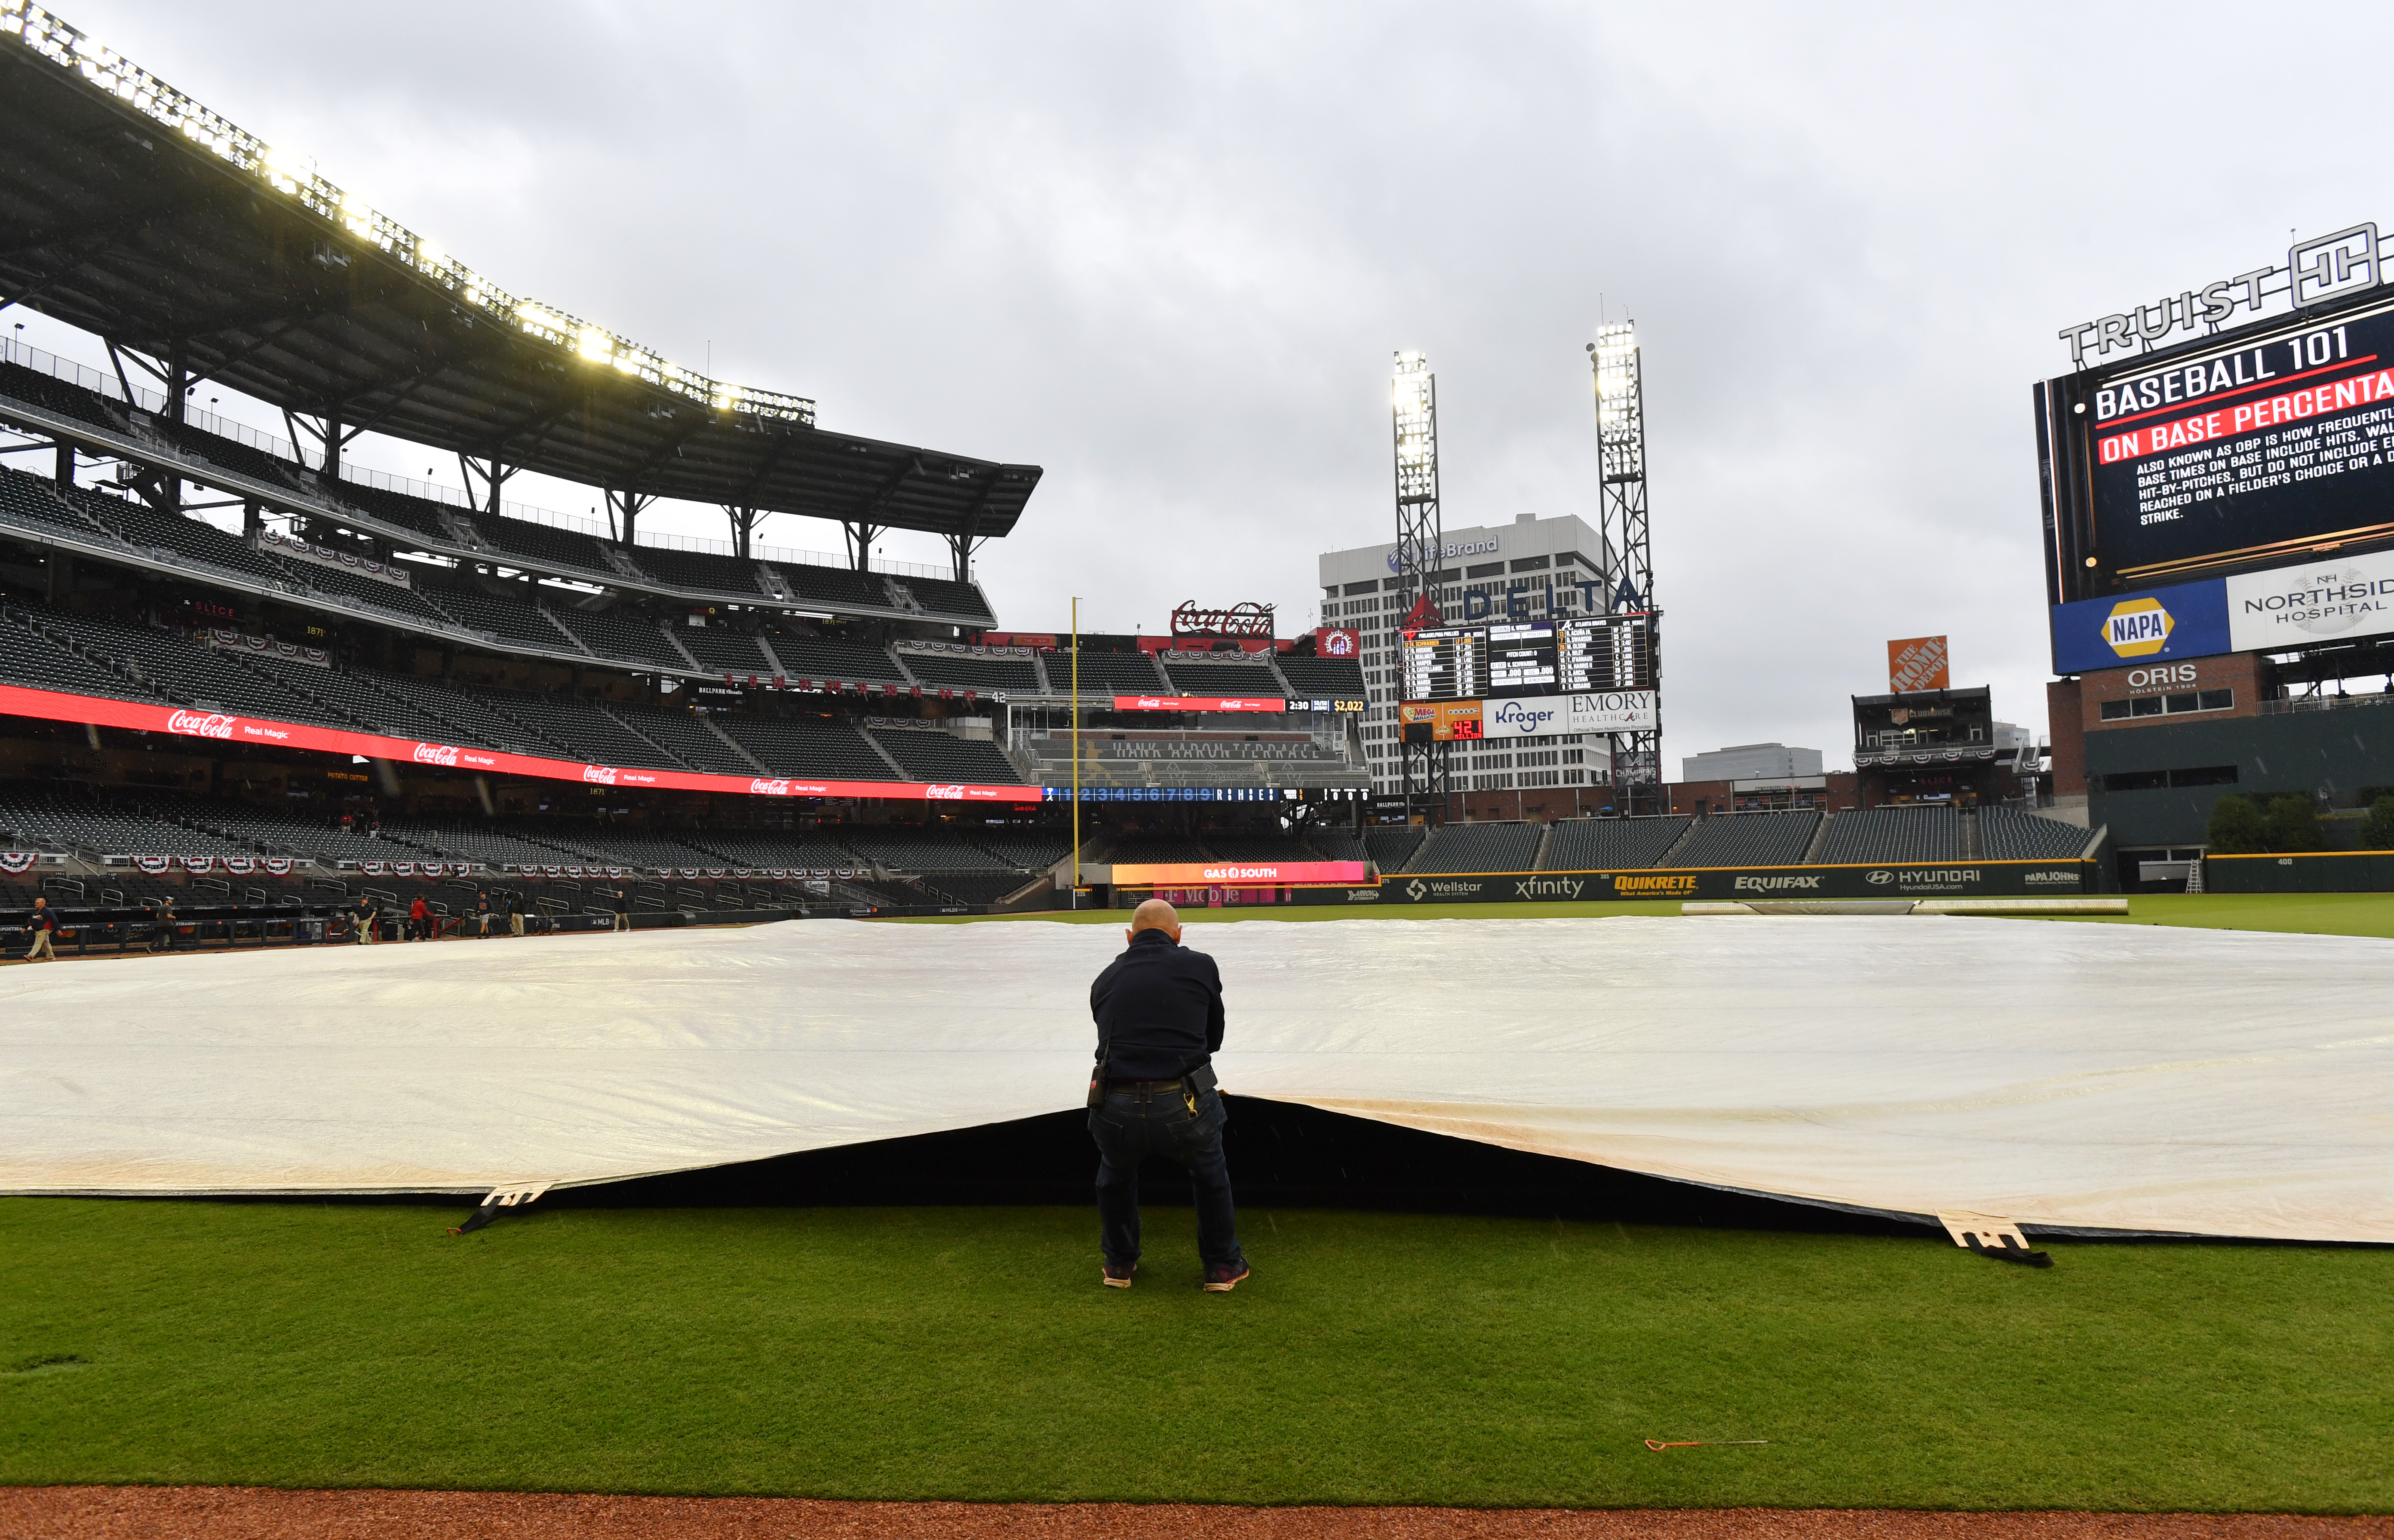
[0,4,818,426]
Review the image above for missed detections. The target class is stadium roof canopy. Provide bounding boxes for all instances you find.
[0,9,1038,565]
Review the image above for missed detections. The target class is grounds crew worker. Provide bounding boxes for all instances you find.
[23,895,55,961]
[1087,897,1249,1292]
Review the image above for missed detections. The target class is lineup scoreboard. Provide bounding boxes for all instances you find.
[1400,612,1660,742]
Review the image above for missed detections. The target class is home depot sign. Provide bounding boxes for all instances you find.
[1888,635,1950,693]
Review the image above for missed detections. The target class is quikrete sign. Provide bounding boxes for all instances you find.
[1294,861,2090,906]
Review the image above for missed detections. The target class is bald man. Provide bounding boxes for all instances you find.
[1086,898,1248,1292]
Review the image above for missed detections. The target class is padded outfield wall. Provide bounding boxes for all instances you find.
[1282,859,2103,906]
[2204,850,2394,892]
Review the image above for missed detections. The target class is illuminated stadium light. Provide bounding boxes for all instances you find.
[1592,321,1638,438]
[0,2,816,426]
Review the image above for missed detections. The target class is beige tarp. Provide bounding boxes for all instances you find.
[2,915,2386,1241]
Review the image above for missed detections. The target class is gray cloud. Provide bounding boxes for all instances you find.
[47,0,2394,767]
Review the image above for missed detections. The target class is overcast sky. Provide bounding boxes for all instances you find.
[21,3,2394,772]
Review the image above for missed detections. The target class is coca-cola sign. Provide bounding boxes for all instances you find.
[413,742,461,767]
[924,784,965,800]
[166,709,237,740]
[1171,600,1276,638]
[749,778,792,796]
[583,765,618,785]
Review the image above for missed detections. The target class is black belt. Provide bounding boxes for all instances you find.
[1109,1078,1193,1090]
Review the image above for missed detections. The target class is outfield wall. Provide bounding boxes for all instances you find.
[2204,851,2394,893]
[1292,858,2099,907]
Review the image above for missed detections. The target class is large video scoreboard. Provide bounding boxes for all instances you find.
[1400,613,1659,742]
[2038,261,2394,674]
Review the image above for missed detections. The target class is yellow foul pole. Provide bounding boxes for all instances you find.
[1070,597,1081,908]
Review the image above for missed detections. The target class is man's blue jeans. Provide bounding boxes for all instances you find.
[1089,1082,1242,1268]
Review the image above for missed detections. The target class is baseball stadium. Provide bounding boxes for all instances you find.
[0,9,2389,1539]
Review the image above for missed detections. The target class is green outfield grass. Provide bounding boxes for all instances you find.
[2,1200,2387,1510]
[904,891,2394,939]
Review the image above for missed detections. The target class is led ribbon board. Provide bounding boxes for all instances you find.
[0,683,1042,804]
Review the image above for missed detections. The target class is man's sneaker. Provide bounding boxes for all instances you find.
[1201,1258,1251,1293]
[1102,1260,1136,1289]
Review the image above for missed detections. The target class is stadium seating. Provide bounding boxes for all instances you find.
[1541,815,1694,871]
[1815,805,1960,865]
[841,828,1016,871]
[865,727,1028,783]
[1055,650,1168,694]
[1106,834,1215,866]
[603,703,756,776]
[471,512,620,576]
[12,601,343,724]
[363,671,561,756]
[778,564,897,610]
[546,606,691,672]
[480,692,677,769]
[153,419,310,494]
[1365,827,1426,872]
[1158,655,1283,695]
[1273,656,1366,696]
[625,545,768,598]
[1201,831,1326,862]
[330,481,459,544]
[222,655,459,742]
[0,788,245,856]
[1978,807,2093,860]
[896,651,1041,692]
[899,575,997,624]
[1413,820,1544,873]
[711,714,898,782]
[0,467,120,546]
[766,635,912,689]
[420,585,579,652]
[1668,810,1820,868]
[975,831,1073,871]
[1299,826,1366,863]
[0,604,157,702]
[63,482,285,583]
[677,623,776,676]
[681,832,864,871]
[912,869,1036,904]
[0,358,132,432]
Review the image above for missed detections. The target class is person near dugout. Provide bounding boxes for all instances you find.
[507,891,525,937]
[23,895,56,961]
[475,891,493,938]
[408,894,430,942]
[613,886,631,932]
[150,893,178,952]
[1086,897,1249,1293]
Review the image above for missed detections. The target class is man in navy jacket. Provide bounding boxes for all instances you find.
[1087,898,1248,1292]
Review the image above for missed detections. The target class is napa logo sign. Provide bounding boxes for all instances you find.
[2101,597,2175,658]
[2050,576,2230,675]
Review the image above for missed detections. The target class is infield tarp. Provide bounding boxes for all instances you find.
[2,917,2388,1242]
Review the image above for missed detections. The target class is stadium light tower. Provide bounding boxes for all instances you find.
[1591,321,1663,814]
[1390,351,1449,825]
